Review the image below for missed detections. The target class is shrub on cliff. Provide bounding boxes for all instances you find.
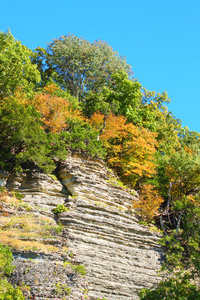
[0,244,25,300]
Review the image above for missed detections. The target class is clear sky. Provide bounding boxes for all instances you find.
[1,0,200,132]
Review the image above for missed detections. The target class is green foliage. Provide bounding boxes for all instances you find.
[52,204,68,214]
[139,271,200,300]
[31,47,54,88]
[60,118,106,158]
[46,34,132,100]
[0,96,69,173]
[0,244,15,276]
[0,97,50,172]
[63,261,86,276]
[54,282,71,296]
[0,30,40,98]
[71,264,86,276]
[0,279,25,300]
[0,244,25,299]
[83,71,142,118]
[160,194,200,271]
[10,190,24,200]
[19,202,32,211]
[139,193,200,299]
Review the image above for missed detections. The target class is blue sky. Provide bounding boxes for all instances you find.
[1,0,200,132]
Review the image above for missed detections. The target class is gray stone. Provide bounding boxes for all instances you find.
[3,153,163,299]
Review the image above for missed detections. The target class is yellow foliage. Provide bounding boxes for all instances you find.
[34,93,69,132]
[43,83,58,94]
[132,184,164,221]
[89,112,158,186]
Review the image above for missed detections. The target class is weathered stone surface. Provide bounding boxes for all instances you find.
[57,153,162,300]
[1,153,163,299]
[9,251,88,300]
[5,170,69,212]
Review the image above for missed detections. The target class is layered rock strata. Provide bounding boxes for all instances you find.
[0,153,163,299]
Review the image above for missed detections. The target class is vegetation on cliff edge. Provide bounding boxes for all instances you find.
[1,30,200,297]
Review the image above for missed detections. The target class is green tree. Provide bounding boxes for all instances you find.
[31,46,56,89]
[139,193,200,299]
[83,71,142,118]
[0,30,40,98]
[139,271,200,300]
[45,34,132,101]
[0,96,66,173]
[60,118,106,159]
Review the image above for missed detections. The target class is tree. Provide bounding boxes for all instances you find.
[89,112,158,187]
[0,30,40,98]
[0,96,65,173]
[139,271,200,300]
[46,34,132,100]
[33,84,84,133]
[132,184,164,221]
[31,47,54,88]
[60,118,106,159]
[83,71,142,118]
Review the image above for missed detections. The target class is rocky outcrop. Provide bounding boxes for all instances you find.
[0,152,163,300]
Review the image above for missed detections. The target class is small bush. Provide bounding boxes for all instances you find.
[52,204,68,214]
[71,264,86,276]
[0,244,25,299]
[0,244,15,276]
[0,279,25,300]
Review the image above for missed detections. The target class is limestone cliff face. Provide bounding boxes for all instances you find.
[0,153,163,300]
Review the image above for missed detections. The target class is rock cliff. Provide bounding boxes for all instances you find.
[0,152,163,300]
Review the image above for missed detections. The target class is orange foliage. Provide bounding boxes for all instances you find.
[187,195,196,203]
[132,184,164,221]
[34,85,83,133]
[34,93,69,132]
[184,146,194,155]
[43,83,59,94]
[89,112,158,186]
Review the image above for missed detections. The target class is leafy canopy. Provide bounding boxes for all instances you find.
[0,30,40,98]
[45,34,132,100]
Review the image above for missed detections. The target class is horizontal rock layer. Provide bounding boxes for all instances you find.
[57,154,162,300]
[0,153,163,299]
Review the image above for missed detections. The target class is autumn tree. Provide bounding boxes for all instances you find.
[132,184,164,221]
[33,84,84,133]
[83,71,180,155]
[89,112,158,187]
